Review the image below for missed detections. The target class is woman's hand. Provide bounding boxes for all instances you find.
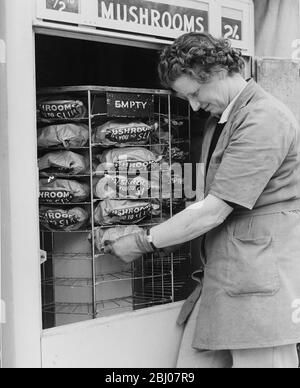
[103,228,183,263]
[103,230,154,263]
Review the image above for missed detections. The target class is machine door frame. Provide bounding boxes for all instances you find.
[0,0,42,368]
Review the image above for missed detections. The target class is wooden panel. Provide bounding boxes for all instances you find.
[256,59,300,123]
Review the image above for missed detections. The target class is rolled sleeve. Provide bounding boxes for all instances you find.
[209,105,294,210]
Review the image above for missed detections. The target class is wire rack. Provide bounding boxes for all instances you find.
[38,86,192,329]
[43,295,173,317]
[42,270,173,288]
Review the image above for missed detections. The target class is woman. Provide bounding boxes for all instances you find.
[104,33,300,368]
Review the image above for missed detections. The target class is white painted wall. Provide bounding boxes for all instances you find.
[0,0,42,368]
[42,302,184,368]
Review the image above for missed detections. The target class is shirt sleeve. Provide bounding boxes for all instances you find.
[208,104,294,210]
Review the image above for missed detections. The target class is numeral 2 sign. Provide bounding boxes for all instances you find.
[222,17,242,41]
[46,0,79,13]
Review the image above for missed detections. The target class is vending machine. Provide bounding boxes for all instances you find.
[2,0,283,369]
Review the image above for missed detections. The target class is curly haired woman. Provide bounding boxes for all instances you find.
[105,33,300,368]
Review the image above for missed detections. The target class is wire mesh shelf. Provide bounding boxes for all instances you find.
[45,251,191,263]
[39,202,93,206]
[38,146,90,151]
[95,220,164,229]
[43,269,174,288]
[49,253,94,261]
[39,173,92,179]
[41,228,93,234]
[43,302,94,316]
[43,294,172,317]
[92,142,168,149]
[37,118,90,125]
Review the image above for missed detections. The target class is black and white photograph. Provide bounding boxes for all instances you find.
[0,0,300,370]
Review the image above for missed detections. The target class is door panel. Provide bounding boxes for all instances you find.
[256,58,300,123]
[42,303,184,368]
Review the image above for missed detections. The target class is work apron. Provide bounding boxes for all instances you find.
[178,117,300,350]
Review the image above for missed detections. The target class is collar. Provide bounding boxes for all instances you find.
[218,82,249,124]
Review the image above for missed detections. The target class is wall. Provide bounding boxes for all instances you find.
[254,0,300,58]
[256,58,300,123]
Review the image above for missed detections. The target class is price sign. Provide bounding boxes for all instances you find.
[222,17,242,41]
[46,0,79,13]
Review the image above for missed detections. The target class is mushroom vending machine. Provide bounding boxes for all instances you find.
[0,0,255,368]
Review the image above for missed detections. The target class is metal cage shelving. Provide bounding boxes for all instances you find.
[38,86,193,329]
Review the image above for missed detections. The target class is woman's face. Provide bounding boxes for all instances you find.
[172,72,231,117]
